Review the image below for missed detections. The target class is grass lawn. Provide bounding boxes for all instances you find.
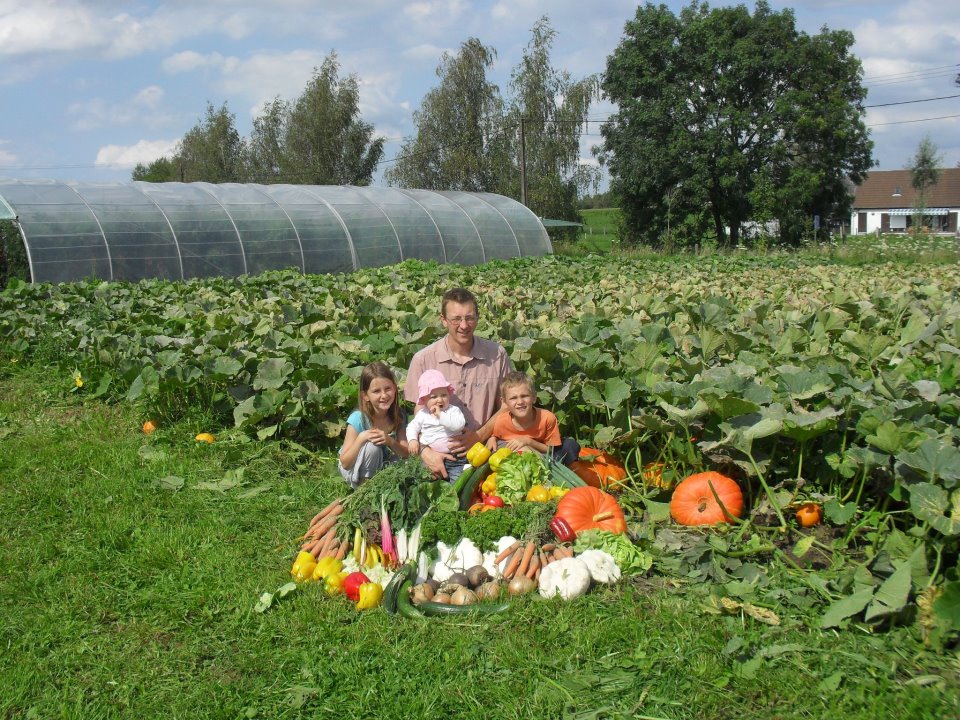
[1,367,956,720]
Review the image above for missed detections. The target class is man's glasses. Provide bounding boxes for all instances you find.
[445,315,478,326]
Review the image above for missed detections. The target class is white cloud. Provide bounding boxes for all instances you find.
[67,85,171,131]
[403,44,452,62]
[94,138,180,169]
[0,140,19,167]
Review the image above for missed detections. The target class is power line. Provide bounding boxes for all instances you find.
[867,113,960,127]
[865,93,960,108]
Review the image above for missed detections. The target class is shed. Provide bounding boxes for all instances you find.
[0,180,552,284]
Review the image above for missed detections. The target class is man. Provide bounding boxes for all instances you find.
[405,287,512,477]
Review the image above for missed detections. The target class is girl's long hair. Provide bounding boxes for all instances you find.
[358,361,403,432]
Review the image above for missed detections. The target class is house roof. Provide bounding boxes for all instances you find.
[853,168,960,210]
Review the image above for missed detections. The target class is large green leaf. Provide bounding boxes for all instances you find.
[821,587,875,629]
[909,483,960,536]
[864,557,914,622]
[253,358,294,391]
[898,439,960,486]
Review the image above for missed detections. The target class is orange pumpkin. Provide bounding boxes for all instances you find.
[795,502,822,527]
[570,448,628,491]
[670,471,743,526]
[554,486,627,535]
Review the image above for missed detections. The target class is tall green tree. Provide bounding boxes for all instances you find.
[249,54,385,185]
[599,1,873,247]
[909,135,943,214]
[505,17,600,223]
[384,39,508,191]
[175,102,247,183]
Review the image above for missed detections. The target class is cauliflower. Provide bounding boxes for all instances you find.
[577,549,621,585]
[431,538,484,581]
[538,556,592,600]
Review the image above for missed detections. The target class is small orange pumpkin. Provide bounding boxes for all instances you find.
[795,502,822,527]
[570,448,628,491]
[670,471,743,526]
[142,420,157,434]
[554,486,627,535]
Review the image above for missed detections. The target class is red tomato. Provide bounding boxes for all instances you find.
[483,495,505,508]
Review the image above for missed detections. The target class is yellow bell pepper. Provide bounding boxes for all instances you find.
[311,556,343,582]
[466,442,491,468]
[290,553,317,583]
[481,473,498,495]
[488,447,512,472]
[324,570,349,597]
[548,485,570,499]
[356,581,384,610]
[526,484,550,503]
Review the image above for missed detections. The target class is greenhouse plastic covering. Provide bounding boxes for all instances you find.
[0,180,553,284]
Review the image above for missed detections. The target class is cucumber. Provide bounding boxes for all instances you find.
[395,579,425,620]
[458,462,490,510]
[419,600,510,617]
[548,458,587,488]
[452,462,476,496]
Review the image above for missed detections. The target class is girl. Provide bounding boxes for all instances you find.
[338,361,409,488]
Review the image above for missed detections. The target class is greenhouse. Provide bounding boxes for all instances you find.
[0,180,553,284]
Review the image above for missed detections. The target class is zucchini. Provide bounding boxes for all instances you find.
[382,562,417,615]
[395,579,424,620]
[458,462,490,510]
[548,458,587,488]
[419,600,510,617]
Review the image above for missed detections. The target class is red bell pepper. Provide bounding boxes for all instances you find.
[483,495,505,508]
[343,571,370,601]
[549,516,576,543]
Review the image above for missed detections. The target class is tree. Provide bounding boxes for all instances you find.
[173,102,246,183]
[132,157,179,182]
[384,39,508,191]
[909,135,943,225]
[505,17,600,224]
[249,54,385,185]
[598,1,873,247]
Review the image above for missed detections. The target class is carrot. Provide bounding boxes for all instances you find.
[322,540,339,560]
[306,538,323,559]
[539,549,551,568]
[525,553,541,579]
[309,502,344,531]
[495,540,522,564]
[552,548,567,562]
[334,541,348,561]
[503,545,525,579]
[308,498,343,527]
[541,543,557,553]
[534,566,541,582]
[516,542,537,578]
[318,529,337,557]
[308,514,339,541]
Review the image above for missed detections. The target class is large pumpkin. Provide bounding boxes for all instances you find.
[670,471,744,526]
[570,448,628,492]
[554,486,627,535]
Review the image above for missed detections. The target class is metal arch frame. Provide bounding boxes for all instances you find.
[477,192,553,256]
[433,191,485,264]
[395,188,446,263]
[349,186,404,264]
[132,182,186,281]
[63,183,114,280]
[295,185,360,270]
[193,183,249,276]
[243,184,306,273]
[472,194,522,257]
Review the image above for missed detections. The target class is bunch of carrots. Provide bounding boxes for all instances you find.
[299,497,348,562]
[495,540,575,584]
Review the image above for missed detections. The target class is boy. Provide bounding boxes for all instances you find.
[487,371,580,465]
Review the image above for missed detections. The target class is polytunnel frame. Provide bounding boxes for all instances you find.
[0,180,551,284]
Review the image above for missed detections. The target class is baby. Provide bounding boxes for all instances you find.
[406,369,467,481]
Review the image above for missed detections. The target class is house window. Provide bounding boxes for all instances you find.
[889,214,907,230]
[892,186,902,196]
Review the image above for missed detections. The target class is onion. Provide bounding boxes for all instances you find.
[432,592,452,604]
[508,576,536,596]
[476,580,501,600]
[450,586,479,606]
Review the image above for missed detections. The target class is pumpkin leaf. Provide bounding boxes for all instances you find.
[821,587,875,629]
[908,483,960,536]
[898,439,960,486]
[864,558,913,622]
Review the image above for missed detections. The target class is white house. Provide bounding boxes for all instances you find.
[850,168,960,235]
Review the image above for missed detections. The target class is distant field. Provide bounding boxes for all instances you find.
[554,207,620,253]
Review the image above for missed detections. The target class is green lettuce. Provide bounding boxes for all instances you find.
[496,451,548,505]
[574,529,652,576]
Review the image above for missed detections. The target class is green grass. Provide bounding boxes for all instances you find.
[1,367,957,720]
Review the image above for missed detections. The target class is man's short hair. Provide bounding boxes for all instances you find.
[441,287,479,318]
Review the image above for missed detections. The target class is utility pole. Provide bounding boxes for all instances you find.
[520,117,527,207]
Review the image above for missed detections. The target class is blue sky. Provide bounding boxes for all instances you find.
[0,0,957,187]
